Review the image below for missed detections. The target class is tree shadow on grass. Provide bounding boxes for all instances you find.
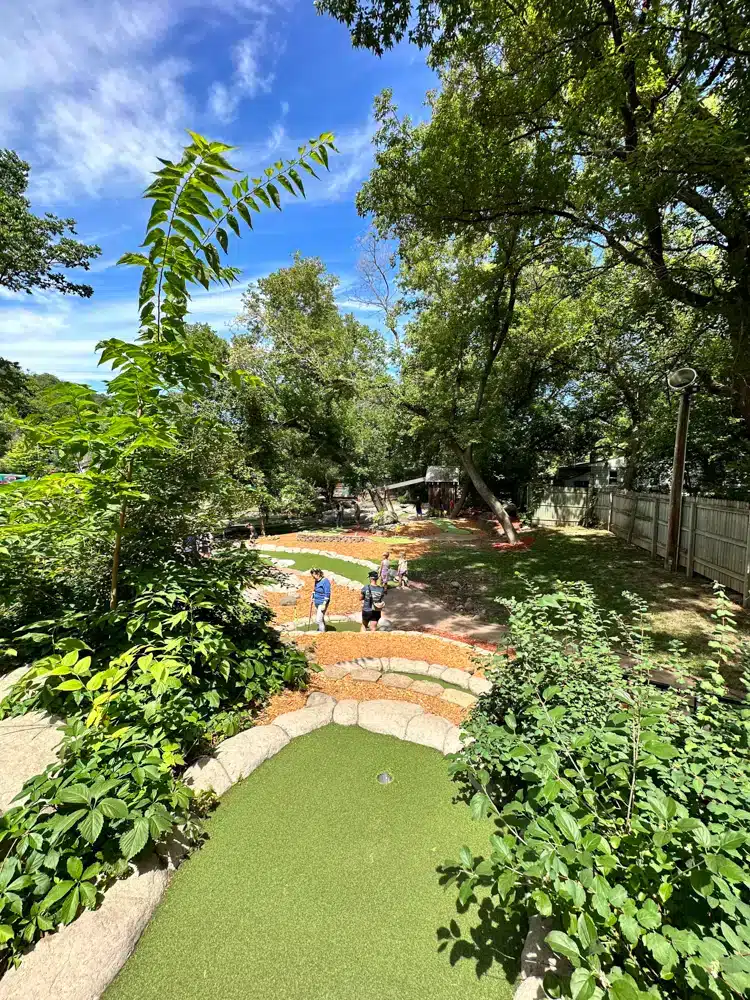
[434,892,525,986]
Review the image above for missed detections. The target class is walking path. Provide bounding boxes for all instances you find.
[383,586,506,643]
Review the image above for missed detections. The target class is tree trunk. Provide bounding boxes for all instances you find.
[368,487,385,511]
[452,482,470,518]
[109,500,126,610]
[259,508,266,535]
[451,443,518,543]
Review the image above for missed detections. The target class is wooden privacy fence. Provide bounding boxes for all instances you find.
[527,486,750,606]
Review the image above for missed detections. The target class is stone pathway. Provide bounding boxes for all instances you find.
[383,585,506,644]
[0,667,62,816]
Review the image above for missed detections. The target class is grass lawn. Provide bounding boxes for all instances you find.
[411,526,748,671]
[106,727,521,1000]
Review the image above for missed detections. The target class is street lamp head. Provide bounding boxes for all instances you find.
[667,367,698,392]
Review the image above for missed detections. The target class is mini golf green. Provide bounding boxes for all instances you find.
[262,549,375,584]
[294,620,362,632]
[106,726,521,1000]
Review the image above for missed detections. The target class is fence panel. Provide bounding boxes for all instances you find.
[527,486,750,604]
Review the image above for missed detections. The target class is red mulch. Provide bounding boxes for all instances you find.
[492,535,534,551]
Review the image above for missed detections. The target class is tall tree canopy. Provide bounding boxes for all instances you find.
[0,150,101,298]
[319,0,750,429]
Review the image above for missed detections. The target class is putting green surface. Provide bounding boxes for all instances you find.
[106,726,520,1000]
[262,549,375,583]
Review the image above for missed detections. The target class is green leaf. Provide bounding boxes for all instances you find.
[100,798,129,820]
[266,183,281,209]
[643,932,679,972]
[715,857,747,883]
[66,856,83,881]
[637,899,661,930]
[59,885,80,925]
[459,845,473,868]
[570,967,596,1000]
[216,227,229,253]
[41,880,75,911]
[576,911,597,951]
[555,809,581,845]
[0,925,14,944]
[120,817,150,859]
[532,889,552,917]
[545,930,580,966]
[56,678,84,691]
[57,784,92,806]
[619,914,641,946]
[609,977,642,1000]
[458,878,475,905]
[79,881,97,909]
[79,808,104,844]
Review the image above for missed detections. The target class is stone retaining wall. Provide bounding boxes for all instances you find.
[0,697,469,1000]
[317,656,491,704]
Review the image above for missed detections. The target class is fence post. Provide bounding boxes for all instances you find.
[686,500,698,579]
[744,508,750,609]
[607,490,614,532]
[627,493,638,544]
[651,497,659,559]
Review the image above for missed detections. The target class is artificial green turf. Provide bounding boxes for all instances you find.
[402,671,468,692]
[263,549,374,584]
[294,620,362,632]
[106,726,522,1000]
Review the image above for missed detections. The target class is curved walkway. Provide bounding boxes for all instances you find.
[258,543,507,643]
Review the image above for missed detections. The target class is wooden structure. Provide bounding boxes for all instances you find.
[384,466,461,512]
[527,485,750,606]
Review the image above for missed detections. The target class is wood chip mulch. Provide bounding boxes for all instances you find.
[289,631,479,672]
[265,575,362,623]
[264,532,433,563]
[256,674,467,727]
[416,626,499,653]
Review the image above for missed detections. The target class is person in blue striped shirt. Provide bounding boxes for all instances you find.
[309,569,331,632]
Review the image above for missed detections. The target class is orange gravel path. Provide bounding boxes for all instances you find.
[264,532,433,563]
[289,631,480,672]
[265,574,362,623]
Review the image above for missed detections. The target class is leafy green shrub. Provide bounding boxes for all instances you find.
[448,582,750,1000]
[0,551,308,969]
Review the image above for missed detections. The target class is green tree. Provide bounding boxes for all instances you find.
[0,150,101,297]
[319,0,750,431]
[228,252,389,508]
[0,132,337,612]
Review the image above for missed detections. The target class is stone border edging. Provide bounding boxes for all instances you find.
[316,656,491,702]
[257,543,379,571]
[515,915,566,999]
[0,697,469,1000]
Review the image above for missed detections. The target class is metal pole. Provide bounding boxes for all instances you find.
[664,389,693,572]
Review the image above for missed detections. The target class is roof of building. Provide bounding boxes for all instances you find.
[425,465,461,483]
[384,476,426,491]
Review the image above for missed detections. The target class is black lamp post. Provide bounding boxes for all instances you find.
[664,367,698,572]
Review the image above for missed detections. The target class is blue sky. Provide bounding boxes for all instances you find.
[0,0,433,387]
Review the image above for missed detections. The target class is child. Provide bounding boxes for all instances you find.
[379,551,391,589]
[361,571,386,631]
[397,552,409,588]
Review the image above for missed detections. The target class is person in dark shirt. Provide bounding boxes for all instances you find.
[309,569,331,632]
[360,571,386,631]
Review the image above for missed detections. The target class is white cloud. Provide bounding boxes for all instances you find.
[1,0,285,201]
[207,24,280,124]
[0,275,274,383]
